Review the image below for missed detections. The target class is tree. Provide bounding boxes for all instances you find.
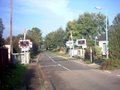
[65,12,106,46]
[66,20,80,40]
[109,13,120,60]
[5,27,43,54]
[113,13,120,25]
[54,27,65,47]
[44,27,65,50]
[77,12,106,39]
[109,25,120,60]
[27,27,42,46]
[27,27,42,53]
[45,31,55,50]
[5,34,23,53]
[0,18,5,47]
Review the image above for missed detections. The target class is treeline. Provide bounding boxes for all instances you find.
[44,27,66,50]
[5,27,42,57]
[45,12,120,69]
[0,18,42,58]
[0,18,5,47]
[108,13,120,68]
[45,12,106,49]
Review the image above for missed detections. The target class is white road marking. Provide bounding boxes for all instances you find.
[58,64,71,71]
[41,65,58,68]
[48,56,57,63]
[48,55,71,71]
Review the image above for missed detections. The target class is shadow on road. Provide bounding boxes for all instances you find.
[25,64,43,90]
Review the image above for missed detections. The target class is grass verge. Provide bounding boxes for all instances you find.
[0,64,28,90]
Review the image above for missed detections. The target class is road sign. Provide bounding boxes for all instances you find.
[76,39,87,48]
[65,40,74,48]
[18,39,32,49]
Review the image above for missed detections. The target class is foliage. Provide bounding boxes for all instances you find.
[27,27,42,55]
[5,34,23,53]
[100,59,120,70]
[85,46,102,62]
[45,27,65,50]
[54,28,66,47]
[0,64,27,90]
[66,20,79,40]
[65,12,106,47]
[27,27,42,47]
[109,13,120,60]
[93,46,102,60]
[5,27,43,54]
[113,13,120,25]
[44,31,55,50]
[77,13,97,38]
[0,18,5,47]
[102,13,120,69]
[109,25,120,60]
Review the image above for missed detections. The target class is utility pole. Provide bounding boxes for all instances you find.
[24,29,27,40]
[106,15,109,59]
[95,6,109,59]
[70,31,74,57]
[10,0,13,54]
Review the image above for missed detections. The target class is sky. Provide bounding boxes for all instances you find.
[0,0,120,38]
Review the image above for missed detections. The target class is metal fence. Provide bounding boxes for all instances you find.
[12,52,30,64]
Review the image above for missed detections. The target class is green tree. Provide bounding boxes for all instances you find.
[109,13,120,60]
[65,12,106,46]
[27,27,42,54]
[0,18,5,47]
[5,34,23,53]
[77,12,106,39]
[27,27,42,46]
[113,13,120,25]
[66,20,80,40]
[54,27,65,47]
[45,27,65,50]
[45,31,55,50]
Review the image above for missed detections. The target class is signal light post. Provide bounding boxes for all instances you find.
[95,6,109,59]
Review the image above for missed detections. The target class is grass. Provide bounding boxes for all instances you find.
[50,50,70,59]
[85,60,92,64]
[0,64,28,90]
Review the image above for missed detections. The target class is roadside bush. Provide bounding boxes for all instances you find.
[93,46,102,61]
[100,59,120,70]
[85,46,103,63]
[0,64,27,90]
[94,46,102,59]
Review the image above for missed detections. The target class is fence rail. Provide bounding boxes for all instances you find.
[12,52,30,64]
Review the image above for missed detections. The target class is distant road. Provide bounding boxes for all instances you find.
[38,52,120,90]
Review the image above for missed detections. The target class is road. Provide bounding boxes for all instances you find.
[38,52,120,90]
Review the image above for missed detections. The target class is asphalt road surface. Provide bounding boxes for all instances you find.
[38,52,120,90]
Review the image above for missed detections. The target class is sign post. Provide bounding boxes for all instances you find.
[76,39,87,58]
[66,40,74,57]
[75,39,87,48]
[18,39,32,64]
